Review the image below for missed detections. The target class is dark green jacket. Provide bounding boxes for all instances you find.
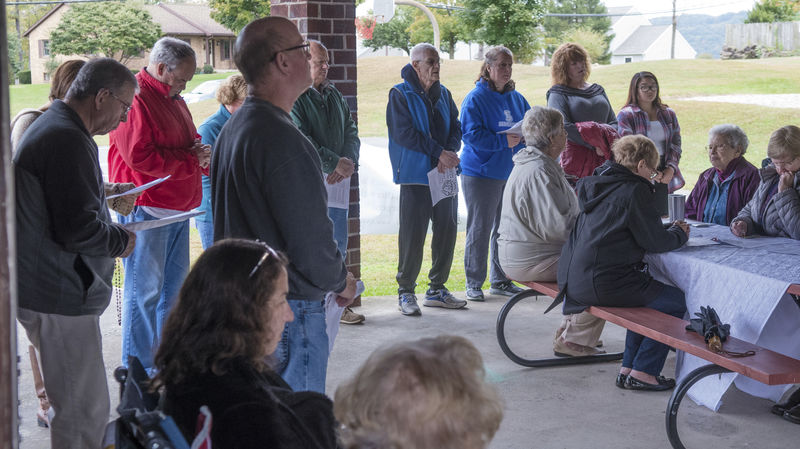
[291,81,360,174]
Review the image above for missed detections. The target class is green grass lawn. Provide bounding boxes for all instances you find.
[14,58,800,297]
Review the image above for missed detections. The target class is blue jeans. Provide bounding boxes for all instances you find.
[328,206,348,261]
[118,207,190,373]
[622,283,686,376]
[273,299,328,393]
[195,219,214,250]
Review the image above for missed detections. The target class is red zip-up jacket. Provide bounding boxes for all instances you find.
[108,69,206,211]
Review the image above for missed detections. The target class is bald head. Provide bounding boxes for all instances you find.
[234,16,298,84]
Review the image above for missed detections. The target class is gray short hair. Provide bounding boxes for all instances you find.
[522,106,564,150]
[65,57,137,101]
[709,124,749,155]
[149,37,196,70]
[410,43,438,62]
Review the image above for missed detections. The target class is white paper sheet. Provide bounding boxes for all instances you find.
[325,280,366,353]
[122,210,204,232]
[324,174,351,209]
[497,119,523,136]
[427,167,458,206]
[106,175,171,199]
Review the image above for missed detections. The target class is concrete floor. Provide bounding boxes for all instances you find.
[16,291,799,448]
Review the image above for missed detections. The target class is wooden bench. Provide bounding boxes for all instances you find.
[495,280,800,449]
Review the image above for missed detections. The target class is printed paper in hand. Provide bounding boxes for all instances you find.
[427,167,459,206]
[106,175,171,199]
[122,210,204,232]
[497,119,523,136]
[324,174,351,209]
[325,280,366,352]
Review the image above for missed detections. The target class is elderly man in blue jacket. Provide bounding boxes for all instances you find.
[386,43,465,316]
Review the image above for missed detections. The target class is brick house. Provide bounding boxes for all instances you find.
[23,2,236,84]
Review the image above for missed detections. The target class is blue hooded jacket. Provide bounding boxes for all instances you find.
[386,63,461,185]
[460,78,529,180]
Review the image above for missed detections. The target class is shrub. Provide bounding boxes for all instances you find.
[202,64,214,74]
[18,70,31,84]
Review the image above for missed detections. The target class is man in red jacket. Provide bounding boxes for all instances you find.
[109,37,210,373]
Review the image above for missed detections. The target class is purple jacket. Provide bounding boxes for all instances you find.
[616,105,684,192]
[685,156,759,225]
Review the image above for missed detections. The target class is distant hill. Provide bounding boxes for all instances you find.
[650,12,748,58]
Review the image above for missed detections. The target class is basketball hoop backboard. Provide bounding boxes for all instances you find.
[373,0,395,23]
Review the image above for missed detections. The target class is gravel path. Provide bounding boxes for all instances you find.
[682,94,800,109]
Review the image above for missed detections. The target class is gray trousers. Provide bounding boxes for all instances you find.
[462,175,509,289]
[396,184,458,294]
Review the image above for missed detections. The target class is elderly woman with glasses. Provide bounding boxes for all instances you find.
[685,124,759,225]
[731,125,800,239]
[459,45,530,301]
[559,135,689,391]
[154,239,337,448]
[617,72,684,216]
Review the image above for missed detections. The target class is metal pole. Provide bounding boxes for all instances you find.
[395,0,440,49]
[671,0,677,59]
[0,1,21,446]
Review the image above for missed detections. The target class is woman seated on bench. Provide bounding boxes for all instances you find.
[497,106,605,357]
[559,135,690,391]
[730,125,800,240]
[334,335,503,449]
[152,239,337,448]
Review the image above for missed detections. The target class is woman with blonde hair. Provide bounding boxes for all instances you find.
[731,125,800,239]
[334,335,503,449]
[559,135,689,391]
[195,74,248,248]
[547,43,617,181]
[459,45,530,300]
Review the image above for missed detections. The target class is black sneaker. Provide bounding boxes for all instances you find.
[398,293,421,316]
[466,287,485,301]
[489,281,523,297]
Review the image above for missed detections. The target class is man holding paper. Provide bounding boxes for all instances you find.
[108,37,210,374]
[386,43,465,316]
[291,40,364,325]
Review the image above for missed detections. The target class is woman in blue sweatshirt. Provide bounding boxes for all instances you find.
[460,46,530,300]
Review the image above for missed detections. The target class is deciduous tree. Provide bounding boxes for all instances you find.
[543,0,612,64]
[209,0,270,33]
[407,1,466,59]
[459,0,546,63]
[363,6,414,55]
[49,3,161,64]
[745,0,799,23]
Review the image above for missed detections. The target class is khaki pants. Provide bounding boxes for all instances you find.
[500,254,560,284]
[557,311,606,348]
[18,309,109,449]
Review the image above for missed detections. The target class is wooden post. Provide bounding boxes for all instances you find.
[271,0,362,304]
[0,2,21,446]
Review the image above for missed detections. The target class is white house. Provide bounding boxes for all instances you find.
[608,6,697,65]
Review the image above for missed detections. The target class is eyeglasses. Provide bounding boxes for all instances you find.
[706,144,729,152]
[110,92,132,114]
[270,41,311,61]
[248,242,280,278]
[418,58,442,66]
[649,169,659,180]
[772,156,799,169]
[638,85,657,92]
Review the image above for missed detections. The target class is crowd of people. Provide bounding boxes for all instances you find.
[9,14,800,449]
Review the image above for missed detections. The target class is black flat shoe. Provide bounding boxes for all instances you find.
[625,375,675,391]
[783,404,800,425]
[771,388,800,416]
[615,373,627,389]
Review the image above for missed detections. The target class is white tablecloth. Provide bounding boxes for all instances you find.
[644,224,800,411]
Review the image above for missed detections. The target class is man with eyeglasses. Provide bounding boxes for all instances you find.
[15,58,138,448]
[387,42,465,316]
[108,37,211,374]
[212,17,357,394]
[291,40,365,326]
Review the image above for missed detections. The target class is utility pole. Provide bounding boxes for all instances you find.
[16,5,24,71]
[671,0,677,59]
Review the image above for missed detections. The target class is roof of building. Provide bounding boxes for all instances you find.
[608,6,635,26]
[24,2,234,38]
[613,24,670,55]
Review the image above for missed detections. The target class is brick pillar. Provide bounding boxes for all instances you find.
[271,1,361,304]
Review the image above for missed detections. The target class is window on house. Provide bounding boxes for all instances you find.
[39,40,50,58]
[221,40,231,60]
[43,72,50,82]
[625,57,632,63]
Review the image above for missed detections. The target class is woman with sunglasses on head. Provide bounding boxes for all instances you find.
[558,135,690,391]
[153,239,337,448]
[617,71,684,216]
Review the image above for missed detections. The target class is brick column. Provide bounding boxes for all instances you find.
[271,1,361,303]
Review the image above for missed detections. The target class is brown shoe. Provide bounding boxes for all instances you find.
[340,307,365,325]
[553,337,607,357]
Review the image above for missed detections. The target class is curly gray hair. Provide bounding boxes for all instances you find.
[522,106,564,150]
[709,124,749,154]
